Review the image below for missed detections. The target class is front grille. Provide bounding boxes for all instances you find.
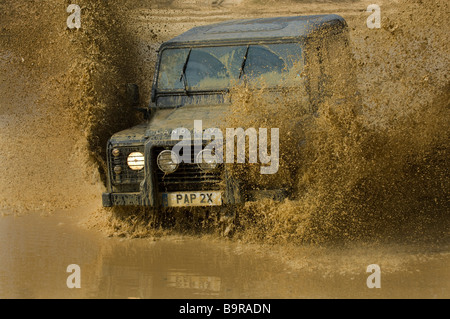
[154,146,223,192]
[110,146,145,185]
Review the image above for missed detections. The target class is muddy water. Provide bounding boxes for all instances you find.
[0,0,449,299]
[0,211,448,299]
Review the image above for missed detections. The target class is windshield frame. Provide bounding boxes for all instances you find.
[152,39,305,100]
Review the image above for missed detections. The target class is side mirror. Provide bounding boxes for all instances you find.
[126,83,140,107]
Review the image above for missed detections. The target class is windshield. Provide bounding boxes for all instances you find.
[157,43,304,92]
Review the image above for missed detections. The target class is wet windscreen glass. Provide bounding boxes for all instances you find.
[157,43,303,92]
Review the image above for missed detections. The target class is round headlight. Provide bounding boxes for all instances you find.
[127,152,145,171]
[196,150,219,172]
[157,150,179,174]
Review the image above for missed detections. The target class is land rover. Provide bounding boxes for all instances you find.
[102,14,350,210]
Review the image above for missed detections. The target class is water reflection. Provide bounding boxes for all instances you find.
[0,211,449,299]
[166,271,222,295]
[0,211,286,299]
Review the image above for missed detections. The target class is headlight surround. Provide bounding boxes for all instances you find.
[157,150,179,174]
[127,151,145,171]
[196,149,219,172]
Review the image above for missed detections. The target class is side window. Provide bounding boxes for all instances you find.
[321,31,357,104]
[322,32,346,96]
[305,31,354,110]
[305,38,323,111]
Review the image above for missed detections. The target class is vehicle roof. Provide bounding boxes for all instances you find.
[161,14,347,48]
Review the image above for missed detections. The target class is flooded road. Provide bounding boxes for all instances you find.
[0,209,448,299]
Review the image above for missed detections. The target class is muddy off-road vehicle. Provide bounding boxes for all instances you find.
[102,14,351,210]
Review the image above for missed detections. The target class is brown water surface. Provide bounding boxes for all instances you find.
[0,210,448,299]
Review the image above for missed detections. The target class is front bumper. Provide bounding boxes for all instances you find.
[102,192,142,207]
[102,188,288,208]
[102,191,228,208]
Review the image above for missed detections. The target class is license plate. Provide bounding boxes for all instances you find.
[162,191,222,207]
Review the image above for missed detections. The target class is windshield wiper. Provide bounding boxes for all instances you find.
[239,45,250,79]
[179,48,192,94]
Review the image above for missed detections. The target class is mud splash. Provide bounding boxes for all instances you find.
[1,0,448,245]
[229,0,449,244]
[0,0,144,213]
